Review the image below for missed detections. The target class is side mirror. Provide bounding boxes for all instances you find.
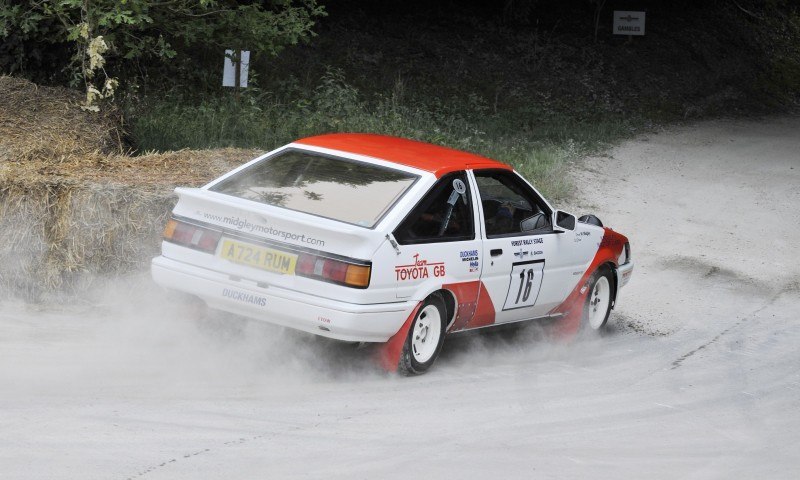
[553,210,576,232]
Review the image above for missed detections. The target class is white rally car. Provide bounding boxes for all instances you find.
[152,134,633,374]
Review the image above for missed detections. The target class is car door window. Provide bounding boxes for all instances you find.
[474,170,550,238]
[394,172,474,244]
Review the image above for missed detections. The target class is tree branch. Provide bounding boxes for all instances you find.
[731,0,762,20]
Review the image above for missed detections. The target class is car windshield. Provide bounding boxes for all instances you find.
[209,149,418,228]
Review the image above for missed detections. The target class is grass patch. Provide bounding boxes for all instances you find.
[128,70,636,201]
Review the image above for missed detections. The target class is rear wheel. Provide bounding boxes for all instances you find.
[398,295,447,375]
[584,268,613,331]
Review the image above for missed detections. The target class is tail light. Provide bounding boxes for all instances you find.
[296,253,371,288]
[163,218,222,254]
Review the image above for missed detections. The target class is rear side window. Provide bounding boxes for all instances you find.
[210,149,418,228]
[394,172,474,244]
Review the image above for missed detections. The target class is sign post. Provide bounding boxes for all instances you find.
[613,11,646,40]
[223,49,250,99]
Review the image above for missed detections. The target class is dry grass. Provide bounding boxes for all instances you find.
[1,147,259,189]
[0,77,261,300]
[0,182,171,298]
[0,76,258,187]
[0,76,124,162]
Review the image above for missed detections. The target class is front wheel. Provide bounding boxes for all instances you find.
[398,295,447,376]
[584,268,613,331]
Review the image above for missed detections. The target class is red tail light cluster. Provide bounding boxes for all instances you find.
[296,253,371,288]
[163,218,221,253]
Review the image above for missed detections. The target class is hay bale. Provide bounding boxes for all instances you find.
[0,76,262,300]
[0,182,51,299]
[0,149,255,301]
[0,76,125,163]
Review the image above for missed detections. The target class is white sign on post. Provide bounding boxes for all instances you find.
[222,49,250,88]
[613,11,646,36]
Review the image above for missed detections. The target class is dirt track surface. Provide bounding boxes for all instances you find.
[2,117,799,479]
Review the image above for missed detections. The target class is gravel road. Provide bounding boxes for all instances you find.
[1,117,798,479]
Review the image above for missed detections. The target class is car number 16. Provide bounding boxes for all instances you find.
[503,261,544,310]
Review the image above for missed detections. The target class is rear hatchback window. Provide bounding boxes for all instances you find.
[210,149,418,228]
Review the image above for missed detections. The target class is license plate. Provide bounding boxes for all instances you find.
[219,239,297,275]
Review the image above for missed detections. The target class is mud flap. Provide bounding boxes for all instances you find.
[549,278,591,339]
[374,302,422,372]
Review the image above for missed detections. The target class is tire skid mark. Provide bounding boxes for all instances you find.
[126,431,291,479]
[670,318,748,369]
[124,410,370,479]
[671,286,791,370]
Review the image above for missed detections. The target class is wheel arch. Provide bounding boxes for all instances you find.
[430,288,457,330]
[597,261,618,309]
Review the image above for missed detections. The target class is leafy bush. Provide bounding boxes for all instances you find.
[0,0,325,108]
[129,69,634,200]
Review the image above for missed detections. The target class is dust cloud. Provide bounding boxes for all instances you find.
[0,272,386,403]
[1,265,601,404]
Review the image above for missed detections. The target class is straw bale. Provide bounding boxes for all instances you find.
[0,147,257,300]
[0,149,254,301]
[0,76,125,163]
[1,147,257,187]
[0,76,262,300]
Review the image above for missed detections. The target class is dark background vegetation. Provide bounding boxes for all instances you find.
[2,0,799,198]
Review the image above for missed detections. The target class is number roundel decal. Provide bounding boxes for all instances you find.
[452,178,466,194]
[503,261,544,310]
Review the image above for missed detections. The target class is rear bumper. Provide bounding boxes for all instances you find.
[151,256,416,342]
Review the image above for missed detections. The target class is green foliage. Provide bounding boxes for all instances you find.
[753,8,800,106]
[129,70,635,200]
[0,0,325,87]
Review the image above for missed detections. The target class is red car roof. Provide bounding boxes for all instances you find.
[294,133,512,177]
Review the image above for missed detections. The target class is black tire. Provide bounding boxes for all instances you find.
[398,294,447,376]
[582,266,614,332]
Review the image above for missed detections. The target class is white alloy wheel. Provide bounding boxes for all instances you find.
[587,274,611,330]
[398,294,447,375]
[411,304,442,363]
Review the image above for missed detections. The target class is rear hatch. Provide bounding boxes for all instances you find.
[161,147,420,295]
